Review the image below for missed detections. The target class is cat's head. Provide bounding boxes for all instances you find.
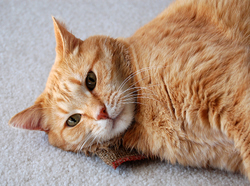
[9,17,135,153]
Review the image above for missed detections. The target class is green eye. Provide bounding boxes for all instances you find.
[86,71,96,91]
[66,114,81,127]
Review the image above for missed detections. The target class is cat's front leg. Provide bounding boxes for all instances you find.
[225,119,250,179]
[123,122,148,155]
[123,119,181,163]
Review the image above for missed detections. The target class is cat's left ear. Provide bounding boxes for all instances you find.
[52,16,82,57]
[9,104,48,132]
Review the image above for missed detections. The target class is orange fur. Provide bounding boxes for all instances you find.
[9,0,250,180]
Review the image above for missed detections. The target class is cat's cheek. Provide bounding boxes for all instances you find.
[48,130,64,149]
[114,103,135,131]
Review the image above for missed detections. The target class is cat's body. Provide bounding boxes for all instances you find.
[9,0,250,180]
[124,0,250,174]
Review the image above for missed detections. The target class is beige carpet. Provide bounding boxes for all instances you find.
[1,0,249,185]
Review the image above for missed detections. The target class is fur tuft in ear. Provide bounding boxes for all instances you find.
[9,104,48,132]
[52,16,82,56]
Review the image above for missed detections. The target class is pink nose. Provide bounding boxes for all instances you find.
[97,107,110,120]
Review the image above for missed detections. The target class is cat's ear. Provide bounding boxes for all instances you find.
[52,16,82,57]
[9,104,48,132]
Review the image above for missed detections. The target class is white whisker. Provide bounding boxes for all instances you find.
[121,101,147,106]
[117,67,154,92]
[78,132,93,153]
[120,83,161,99]
[118,65,168,95]
[122,91,155,99]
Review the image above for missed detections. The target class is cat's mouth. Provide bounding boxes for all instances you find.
[109,108,125,130]
[98,103,134,141]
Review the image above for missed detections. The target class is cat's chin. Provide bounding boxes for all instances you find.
[97,103,135,142]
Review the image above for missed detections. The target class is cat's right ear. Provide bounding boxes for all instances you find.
[52,16,82,57]
[8,104,48,132]
[52,16,65,56]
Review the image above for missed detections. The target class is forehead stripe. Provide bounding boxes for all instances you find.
[56,106,69,115]
[68,77,82,85]
[63,83,72,92]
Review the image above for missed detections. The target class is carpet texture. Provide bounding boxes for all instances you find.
[1,0,249,185]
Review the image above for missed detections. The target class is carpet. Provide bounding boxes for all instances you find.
[1,0,249,185]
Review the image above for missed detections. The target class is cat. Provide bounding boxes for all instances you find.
[9,0,250,180]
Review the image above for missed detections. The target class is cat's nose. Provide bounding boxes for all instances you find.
[97,107,110,120]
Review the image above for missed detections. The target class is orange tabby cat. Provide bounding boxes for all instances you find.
[9,0,250,180]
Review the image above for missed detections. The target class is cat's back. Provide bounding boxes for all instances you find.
[130,0,250,46]
[128,0,250,94]
[127,0,250,95]
[124,0,250,172]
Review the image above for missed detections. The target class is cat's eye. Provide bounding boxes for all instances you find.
[66,114,81,127]
[86,71,96,91]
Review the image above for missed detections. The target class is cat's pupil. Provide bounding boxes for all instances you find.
[89,77,95,82]
[86,71,96,91]
[66,114,81,127]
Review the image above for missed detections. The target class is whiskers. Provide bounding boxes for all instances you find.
[116,65,168,106]
[75,128,102,155]
[118,83,162,107]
